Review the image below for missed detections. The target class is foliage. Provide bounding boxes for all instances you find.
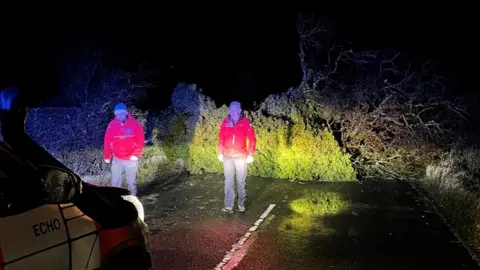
[22,49,156,188]
[249,112,355,181]
[295,52,469,179]
[26,47,151,154]
[150,83,357,181]
[25,106,147,154]
[295,14,473,180]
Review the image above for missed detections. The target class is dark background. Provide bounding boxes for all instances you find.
[0,8,477,109]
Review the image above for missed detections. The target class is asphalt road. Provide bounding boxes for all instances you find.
[140,175,480,270]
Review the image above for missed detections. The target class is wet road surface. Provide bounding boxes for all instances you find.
[139,175,480,270]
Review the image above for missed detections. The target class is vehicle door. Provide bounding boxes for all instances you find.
[44,165,103,270]
[0,145,69,270]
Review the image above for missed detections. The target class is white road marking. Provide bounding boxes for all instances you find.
[214,204,276,270]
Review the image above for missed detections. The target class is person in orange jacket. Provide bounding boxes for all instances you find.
[218,101,256,213]
[104,103,145,195]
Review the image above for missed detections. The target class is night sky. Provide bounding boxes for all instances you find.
[0,8,477,109]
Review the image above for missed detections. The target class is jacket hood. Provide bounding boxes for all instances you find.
[227,113,244,123]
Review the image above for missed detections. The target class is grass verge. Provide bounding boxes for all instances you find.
[418,149,480,259]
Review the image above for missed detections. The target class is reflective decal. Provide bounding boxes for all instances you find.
[0,204,68,268]
[32,219,61,237]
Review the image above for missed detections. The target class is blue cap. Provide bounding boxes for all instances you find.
[229,101,241,110]
[114,103,128,114]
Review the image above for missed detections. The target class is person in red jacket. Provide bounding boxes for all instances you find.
[218,101,256,213]
[104,103,145,196]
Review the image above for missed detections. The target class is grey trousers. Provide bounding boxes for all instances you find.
[223,158,247,208]
[111,157,139,195]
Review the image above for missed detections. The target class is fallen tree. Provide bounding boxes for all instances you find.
[150,83,357,182]
[294,13,471,179]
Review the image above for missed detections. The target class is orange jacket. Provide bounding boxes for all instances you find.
[218,115,256,158]
[104,113,145,160]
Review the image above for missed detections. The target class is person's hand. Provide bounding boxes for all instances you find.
[218,154,224,162]
[130,156,139,161]
[246,155,254,164]
[104,159,111,164]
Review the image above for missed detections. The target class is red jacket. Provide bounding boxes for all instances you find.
[218,115,256,158]
[104,113,145,161]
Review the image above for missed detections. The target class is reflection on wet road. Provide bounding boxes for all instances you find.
[140,175,480,269]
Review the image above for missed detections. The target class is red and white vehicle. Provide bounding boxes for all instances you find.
[0,88,151,270]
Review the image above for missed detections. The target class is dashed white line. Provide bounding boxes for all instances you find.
[214,204,276,270]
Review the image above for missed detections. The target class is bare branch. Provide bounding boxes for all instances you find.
[296,13,328,88]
